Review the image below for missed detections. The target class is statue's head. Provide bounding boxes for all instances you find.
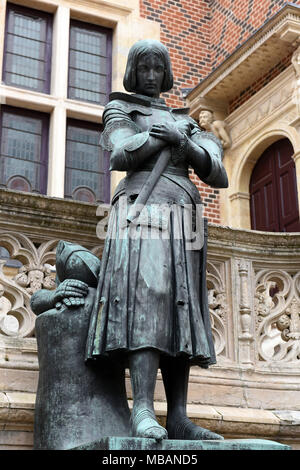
[123,39,173,97]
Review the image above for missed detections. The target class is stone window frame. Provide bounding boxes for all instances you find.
[2,3,53,94]
[64,117,110,204]
[68,19,112,106]
[0,104,49,194]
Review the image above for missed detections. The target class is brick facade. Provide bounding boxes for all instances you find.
[210,0,298,69]
[140,0,212,108]
[140,0,300,223]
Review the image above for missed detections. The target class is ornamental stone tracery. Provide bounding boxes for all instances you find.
[207,260,228,358]
[255,268,300,362]
[0,233,58,338]
[0,229,299,369]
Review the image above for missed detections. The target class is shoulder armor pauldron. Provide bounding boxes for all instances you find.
[105,92,152,116]
[101,93,153,151]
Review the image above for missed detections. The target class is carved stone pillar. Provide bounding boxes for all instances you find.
[237,259,254,366]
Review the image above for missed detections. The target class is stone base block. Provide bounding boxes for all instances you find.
[72,437,290,451]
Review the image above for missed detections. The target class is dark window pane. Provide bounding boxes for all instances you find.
[6,34,46,61]
[69,68,107,92]
[8,10,47,41]
[5,52,45,80]
[65,120,109,203]
[69,50,107,74]
[68,20,112,105]
[2,157,39,188]
[5,72,45,92]
[3,112,42,134]
[3,4,52,93]
[68,87,106,105]
[0,106,49,194]
[67,141,101,172]
[70,27,107,56]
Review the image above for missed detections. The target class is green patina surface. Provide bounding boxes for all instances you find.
[73,437,290,451]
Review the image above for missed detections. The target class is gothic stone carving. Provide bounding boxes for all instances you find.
[255,268,300,362]
[207,260,228,358]
[0,232,57,338]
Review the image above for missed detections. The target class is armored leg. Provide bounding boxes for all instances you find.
[160,357,223,440]
[128,349,168,441]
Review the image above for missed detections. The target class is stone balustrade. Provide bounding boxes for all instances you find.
[0,189,299,449]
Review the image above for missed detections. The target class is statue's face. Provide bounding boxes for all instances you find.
[135,52,165,98]
[199,110,213,127]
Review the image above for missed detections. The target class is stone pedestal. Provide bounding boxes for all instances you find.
[34,289,131,450]
[72,437,290,451]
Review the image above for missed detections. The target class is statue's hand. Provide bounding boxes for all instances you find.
[173,120,192,136]
[53,279,89,309]
[149,122,182,145]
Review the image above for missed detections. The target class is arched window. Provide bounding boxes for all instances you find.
[250,138,300,232]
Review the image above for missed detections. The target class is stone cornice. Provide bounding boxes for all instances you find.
[208,223,300,255]
[187,3,300,115]
[226,67,297,148]
[0,189,103,245]
[70,0,135,15]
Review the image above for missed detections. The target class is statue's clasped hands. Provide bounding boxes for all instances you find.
[149,119,191,146]
[53,279,89,310]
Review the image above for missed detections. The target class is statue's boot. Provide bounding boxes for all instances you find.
[161,356,224,441]
[130,407,168,441]
[166,415,223,440]
[129,349,168,442]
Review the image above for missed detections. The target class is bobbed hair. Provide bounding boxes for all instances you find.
[123,39,174,93]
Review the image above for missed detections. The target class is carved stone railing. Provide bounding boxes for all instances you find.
[0,189,299,447]
[186,225,300,416]
[207,225,300,370]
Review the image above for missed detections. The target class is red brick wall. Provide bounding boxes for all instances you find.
[140,0,212,108]
[139,0,300,223]
[189,170,221,224]
[210,0,298,69]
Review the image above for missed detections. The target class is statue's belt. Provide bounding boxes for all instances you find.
[128,165,189,178]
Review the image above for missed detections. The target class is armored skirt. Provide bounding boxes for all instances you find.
[86,170,216,368]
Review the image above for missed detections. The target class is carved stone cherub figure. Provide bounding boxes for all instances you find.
[199,108,232,150]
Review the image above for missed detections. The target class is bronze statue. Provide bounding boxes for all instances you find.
[85,39,228,441]
[31,39,228,448]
